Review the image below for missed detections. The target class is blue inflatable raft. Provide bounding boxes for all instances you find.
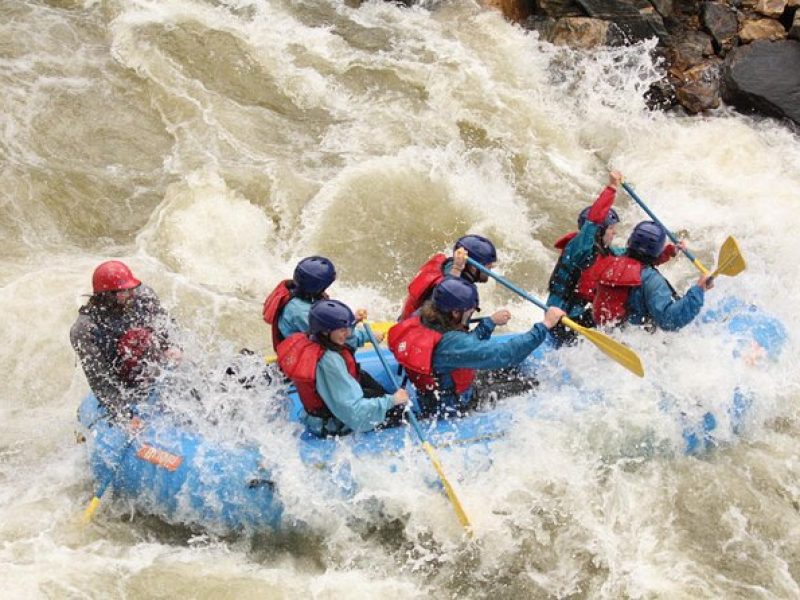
[76,296,787,533]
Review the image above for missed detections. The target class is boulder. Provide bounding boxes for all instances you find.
[575,0,670,43]
[739,17,788,41]
[790,11,800,40]
[675,60,722,112]
[650,0,675,18]
[670,30,716,69]
[701,2,739,49]
[551,16,612,47]
[722,39,800,125]
[537,0,585,18]
[754,0,787,16]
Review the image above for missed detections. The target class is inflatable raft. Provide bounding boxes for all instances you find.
[76,296,787,532]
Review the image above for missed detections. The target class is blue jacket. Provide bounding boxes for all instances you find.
[430,318,549,410]
[627,267,705,331]
[300,350,395,436]
[279,297,368,349]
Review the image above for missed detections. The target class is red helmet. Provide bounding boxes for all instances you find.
[92,260,141,294]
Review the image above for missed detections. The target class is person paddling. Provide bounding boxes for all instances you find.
[389,277,564,417]
[547,171,680,344]
[592,221,714,331]
[278,300,408,437]
[399,234,498,321]
[70,261,181,419]
[263,256,379,353]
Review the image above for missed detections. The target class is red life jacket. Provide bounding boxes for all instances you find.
[592,256,643,326]
[262,280,293,353]
[387,316,475,394]
[399,254,448,321]
[277,333,358,417]
[575,253,608,304]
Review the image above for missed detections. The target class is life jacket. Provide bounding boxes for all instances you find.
[387,316,475,394]
[592,256,643,326]
[399,254,448,321]
[574,248,612,304]
[117,327,156,384]
[547,233,599,307]
[277,333,358,418]
[262,280,294,352]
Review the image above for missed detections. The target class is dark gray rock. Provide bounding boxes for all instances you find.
[574,0,671,43]
[650,0,675,18]
[789,10,800,40]
[722,40,800,125]
[701,2,739,50]
[537,0,585,18]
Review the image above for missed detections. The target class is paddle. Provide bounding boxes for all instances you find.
[465,258,644,378]
[621,182,746,279]
[362,322,474,537]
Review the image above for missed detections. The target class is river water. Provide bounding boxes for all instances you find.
[2,0,800,598]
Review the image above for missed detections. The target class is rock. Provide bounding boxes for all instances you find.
[670,30,715,69]
[791,11,800,39]
[650,0,674,18]
[788,0,800,7]
[722,39,800,125]
[524,15,558,39]
[739,18,788,42]
[551,16,612,47]
[701,2,739,49]
[675,60,722,112]
[537,0,585,18]
[754,0,787,16]
[483,0,532,21]
[574,0,671,43]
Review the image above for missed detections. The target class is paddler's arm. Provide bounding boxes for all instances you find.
[316,351,396,433]
[433,308,563,371]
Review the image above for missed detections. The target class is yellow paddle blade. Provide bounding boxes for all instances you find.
[265,354,277,365]
[421,441,474,537]
[711,236,746,278]
[562,317,645,378]
[82,496,101,524]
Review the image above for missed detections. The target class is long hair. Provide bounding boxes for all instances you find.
[418,300,462,333]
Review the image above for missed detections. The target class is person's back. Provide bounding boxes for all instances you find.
[390,277,563,416]
[263,256,336,353]
[592,221,713,331]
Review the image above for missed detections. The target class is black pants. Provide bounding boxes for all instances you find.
[359,369,406,430]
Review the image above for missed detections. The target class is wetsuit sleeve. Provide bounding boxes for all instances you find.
[586,186,616,224]
[316,351,395,433]
[432,324,549,372]
[70,315,124,408]
[346,327,369,350]
[641,269,705,331]
[472,317,496,340]
[278,297,311,338]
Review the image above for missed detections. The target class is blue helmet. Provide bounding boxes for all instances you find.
[454,234,497,266]
[308,299,355,335]
[293,256,336,294]
[627,221,667,259]
[577,206,620,230]
[432,277,479,312]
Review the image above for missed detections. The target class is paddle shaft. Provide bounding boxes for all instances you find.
[361,324,428,445]
[621,182,709,274]
[466,258,546,310]
[362,322,474,535]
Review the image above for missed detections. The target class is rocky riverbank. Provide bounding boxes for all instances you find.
[484,0,800,126]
